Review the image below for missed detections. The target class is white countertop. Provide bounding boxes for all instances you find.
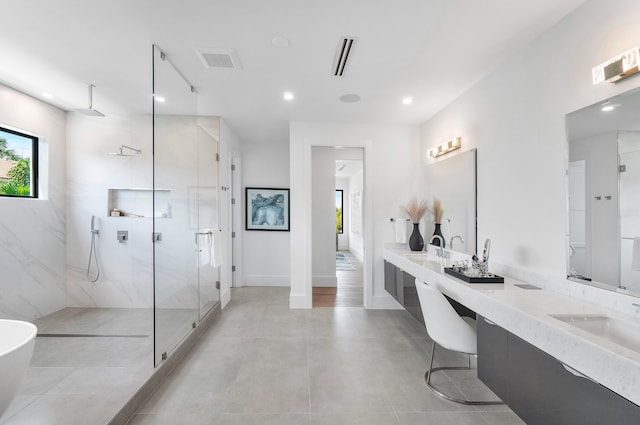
[383,247,640,406]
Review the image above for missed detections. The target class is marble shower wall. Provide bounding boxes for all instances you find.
[0,84,67,320]
[66,113,220,309]
[65,113,154,308]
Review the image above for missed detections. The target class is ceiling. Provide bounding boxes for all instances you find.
[0,0,587,145]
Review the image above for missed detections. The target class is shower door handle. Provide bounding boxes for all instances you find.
[195,231,213,244]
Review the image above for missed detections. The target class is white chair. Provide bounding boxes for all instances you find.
[415,278,503,405]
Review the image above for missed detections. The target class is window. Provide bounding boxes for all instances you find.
[336,189,343,234]
[0,126,38,198]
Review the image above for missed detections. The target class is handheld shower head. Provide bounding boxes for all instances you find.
[90,215,99,234]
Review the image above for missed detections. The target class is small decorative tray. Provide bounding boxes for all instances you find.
[444,267,504,284]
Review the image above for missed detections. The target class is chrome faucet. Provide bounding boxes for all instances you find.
[429,235,444,257]
[449,235,464,250]
[482,238,491,264]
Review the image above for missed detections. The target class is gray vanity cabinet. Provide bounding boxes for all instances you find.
[477,315,640,425]
[383,261,424,325]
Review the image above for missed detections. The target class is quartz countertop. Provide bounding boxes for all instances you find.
[383,247,640,406]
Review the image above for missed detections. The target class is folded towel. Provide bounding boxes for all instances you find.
[212,230,223,267]
[395,220,408,244]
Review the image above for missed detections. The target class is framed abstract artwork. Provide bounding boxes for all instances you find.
[245,187,290,231]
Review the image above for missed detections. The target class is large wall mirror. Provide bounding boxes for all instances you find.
[423,149,477,255]
[566,87,640,295]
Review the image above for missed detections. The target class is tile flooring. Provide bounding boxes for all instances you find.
[129,287,525,425]
[0,307,207,425]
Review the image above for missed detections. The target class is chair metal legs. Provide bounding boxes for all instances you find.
[425,341,504,405]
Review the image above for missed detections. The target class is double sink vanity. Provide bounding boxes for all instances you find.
[384,246,640,424]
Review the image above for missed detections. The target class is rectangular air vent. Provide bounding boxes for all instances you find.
[333,37,357,76]
[194,48,242,69]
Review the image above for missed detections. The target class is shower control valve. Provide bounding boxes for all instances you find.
[117,230,128,243]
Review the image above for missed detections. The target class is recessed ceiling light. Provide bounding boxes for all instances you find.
[339,94,361,103]
[155,96,166,103]
[601,105,615,112]
[42,92,54,99]
[283,91,294,101]
[271,36,290,48]
[402,96,413,105]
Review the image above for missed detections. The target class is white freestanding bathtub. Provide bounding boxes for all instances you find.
[0,320,37,418]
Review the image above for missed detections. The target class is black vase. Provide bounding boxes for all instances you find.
[431,223,445,248]
[409,223,424,251]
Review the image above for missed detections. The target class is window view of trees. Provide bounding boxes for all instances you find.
[0,128,37,198]
[336,190,343,234]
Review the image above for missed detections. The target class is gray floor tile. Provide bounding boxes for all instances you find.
[9,287,519,425]
[217,413,310,425]
[17,367,76,395]
[225,363,310,414]
[480,411,527,425]
[397,411,490,425]
[1,393,130,425]
[310,412,401,425]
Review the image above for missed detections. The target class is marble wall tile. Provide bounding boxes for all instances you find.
[0,84,67,320]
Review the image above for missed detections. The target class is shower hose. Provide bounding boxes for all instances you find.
[87,227,100,282]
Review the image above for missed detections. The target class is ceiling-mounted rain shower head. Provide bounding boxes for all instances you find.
[109,145,142,156]
[75,84,105,117]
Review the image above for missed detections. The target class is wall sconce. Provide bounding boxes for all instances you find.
[592,46,639,85]
[429,137,461,158]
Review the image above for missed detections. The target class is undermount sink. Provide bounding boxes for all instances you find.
[550,314,640,353]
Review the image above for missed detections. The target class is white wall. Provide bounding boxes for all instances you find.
[290,122,420,308]
[419,0,640,282]
[0,83,67,320]
[242,138,290,286]
[220,118,242,306]
[348,168,364,261]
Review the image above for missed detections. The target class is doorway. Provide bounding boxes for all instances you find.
[310,147,364,307]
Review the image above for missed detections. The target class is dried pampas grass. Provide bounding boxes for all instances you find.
[432,198,444,223]
[403,198,429,223]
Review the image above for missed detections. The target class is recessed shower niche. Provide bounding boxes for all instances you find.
[107,187,172,218]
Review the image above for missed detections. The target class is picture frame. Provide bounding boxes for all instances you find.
[245,187,290,231]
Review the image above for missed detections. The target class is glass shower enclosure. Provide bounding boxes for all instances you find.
[152,45,220,365]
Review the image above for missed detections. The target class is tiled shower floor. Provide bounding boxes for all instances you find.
[0,307,198,425]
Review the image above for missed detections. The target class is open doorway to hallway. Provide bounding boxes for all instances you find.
[311,147,364,307]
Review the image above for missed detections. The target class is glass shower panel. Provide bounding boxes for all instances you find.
[152,45,199,365]
[196,120,220,320]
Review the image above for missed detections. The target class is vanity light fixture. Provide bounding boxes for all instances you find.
[592,46,640,85]
[429,137,461,158]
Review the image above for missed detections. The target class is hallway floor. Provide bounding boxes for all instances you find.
[313,250,364,307]
[129,287,524,425]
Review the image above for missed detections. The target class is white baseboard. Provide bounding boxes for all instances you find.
[312,275,337,287]
[349,247,364,262]
[289,293,311,309]
[243,275,290,286]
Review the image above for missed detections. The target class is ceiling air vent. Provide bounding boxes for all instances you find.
[194,48,242,70]
[333,37,357,77]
